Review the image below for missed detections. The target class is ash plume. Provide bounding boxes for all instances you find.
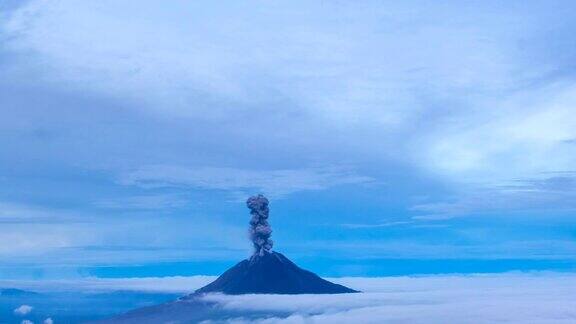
[247,194,273,256]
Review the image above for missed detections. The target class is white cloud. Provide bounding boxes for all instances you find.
[400,83,576,217]
[1,0,528,124]
[21,320,34,324]
[4,274,576,323]
[43,319,53,324]
[200,274,576,323]
[119,165,373,198]
[14,304,33,316]
[418,83,576,184]
[2,0,576,214]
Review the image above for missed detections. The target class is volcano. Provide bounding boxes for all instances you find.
[92,195,357,323]
[191,194,356,295]
[194,251,357,295]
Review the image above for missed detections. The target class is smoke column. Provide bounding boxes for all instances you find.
[247,194,273,256]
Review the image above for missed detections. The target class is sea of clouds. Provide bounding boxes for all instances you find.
[2,273,575,323]
[205,275,576,323]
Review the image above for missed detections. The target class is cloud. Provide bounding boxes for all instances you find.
[0,202,79,224]
[5,274,576,323]
[0,205,107,258]
[14,304,33,315]
[339,221,413,229]
[0,207,249,268]
[2,0,525,123]
[2,0,576,214]
[21,320,34,324]
[198,274,576,323]
[311,239,576,260]
[1,0,576,272]
[9,272,576,323]
[0,230,75,255]
[43,319,53,324]
[411,173,576,219]
[119,165,373,198]
[417,83,576,184]
[94,194,188,210]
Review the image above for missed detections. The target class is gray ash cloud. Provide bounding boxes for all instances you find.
[247,195,273,256]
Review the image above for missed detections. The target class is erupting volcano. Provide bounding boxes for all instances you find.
[94,195,357,323]
[195,194,358,295]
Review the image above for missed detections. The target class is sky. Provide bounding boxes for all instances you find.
[0,0,575,279]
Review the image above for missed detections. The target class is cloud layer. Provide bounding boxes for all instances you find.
[5,274,576,323]
[204,274,576,323]
[119,165,373,198]
[2,0,576,210]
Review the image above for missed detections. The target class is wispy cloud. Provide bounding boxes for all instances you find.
[94,194,188,210]
[411,173,576,219]
[415,83,576,186]
[339,221,412,229]
[0,202,80,224]
[119,165,373,198]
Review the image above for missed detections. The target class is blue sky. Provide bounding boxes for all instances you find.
[0,0,575,279]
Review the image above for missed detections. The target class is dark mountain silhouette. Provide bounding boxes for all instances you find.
[190,195,356,295]
[90,297,266,324]
[0,288,39,296]
[194,251,357,295]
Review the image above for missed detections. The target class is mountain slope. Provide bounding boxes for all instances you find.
[194,251,357,295]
